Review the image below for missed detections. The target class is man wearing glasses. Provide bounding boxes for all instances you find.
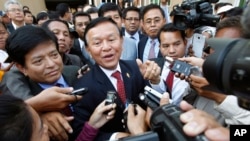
[138,4,166,62]
[4,0,25,34]
[122,7,145,45]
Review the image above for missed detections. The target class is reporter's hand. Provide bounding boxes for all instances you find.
[136,59,161,84]
[41,112,74,141]
[179,101,229,141]
[145,92,170,127]
[88,100,116,129]
[189,75,227,104]
[178,57,204,67]
[26,87,82,112]
[127,104,147,135]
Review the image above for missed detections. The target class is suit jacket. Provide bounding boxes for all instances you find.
[69,39,95,67]
[0,65,79,100]
[72,60,149,141]
[121,36,138,60]
[138,36,163,61]
[6,23,15,34]
[63,53,83,68]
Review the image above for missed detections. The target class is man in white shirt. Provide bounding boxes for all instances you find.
[151,23,190,105]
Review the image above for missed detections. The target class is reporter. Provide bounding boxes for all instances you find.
[127,104,147,135]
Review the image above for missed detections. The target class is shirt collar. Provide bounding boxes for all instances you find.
[99,63,122,78]
[38,75,69,89]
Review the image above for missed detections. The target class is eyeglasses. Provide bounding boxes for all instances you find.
[144,18,162,25]
[7,8,23,12]
[125,18,140,22]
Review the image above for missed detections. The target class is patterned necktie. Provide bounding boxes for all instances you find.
[112,71,126,104]
[148,40,156,59]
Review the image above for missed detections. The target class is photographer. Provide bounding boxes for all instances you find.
[177,14,250,125]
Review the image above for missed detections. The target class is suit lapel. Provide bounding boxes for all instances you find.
[138,37,148,60]
[120,61,133,103]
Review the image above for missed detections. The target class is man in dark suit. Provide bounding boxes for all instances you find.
[122,7,145,44]
[138,4,166,62]
[70,12,95,66]
[72,17,161,141]
[5,0,26,34]
[0,26,81,141]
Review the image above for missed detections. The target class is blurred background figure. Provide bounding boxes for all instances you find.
[36,11,49,27]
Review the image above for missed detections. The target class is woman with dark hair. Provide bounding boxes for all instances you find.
[0,94,49,141]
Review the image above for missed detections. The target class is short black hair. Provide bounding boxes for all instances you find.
[122,6,140,19]
[41,18,69,32]
[0,94,33,141]
[6,25,58,66]
[86,7,98,15]
[158,23,186,43]
[216,16,243,37]
[73,12,91,25]
[141,4,165,20]
[23,10,32,16]
[83,17,122,47]
[56,3,70,17]
[36,11,49,22]
[98,3,122,17]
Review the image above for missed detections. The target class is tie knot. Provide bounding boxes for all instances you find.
[55,83,63,87]
[151,40,155,44]
[130,36,135,40]
[112,71,122,80]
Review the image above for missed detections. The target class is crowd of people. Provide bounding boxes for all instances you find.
[0,0,249,141]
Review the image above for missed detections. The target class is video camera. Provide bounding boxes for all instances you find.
[203,38,250,110]
[173,0,220,30]
[119,86,208,141]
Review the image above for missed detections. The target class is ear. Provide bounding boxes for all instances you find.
[86,46,92,58]
[15,63,28,76]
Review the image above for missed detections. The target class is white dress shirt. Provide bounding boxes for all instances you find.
[152,60,190,105]
[142,38,160,62]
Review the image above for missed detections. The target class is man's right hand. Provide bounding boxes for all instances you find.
[41,112,74,141]
[26,87,82,112]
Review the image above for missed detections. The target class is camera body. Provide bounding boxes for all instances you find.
[137,86,207,141]
[173,0,220,29]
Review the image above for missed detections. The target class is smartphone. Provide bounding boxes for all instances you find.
[80,64,89,74]
[192,33,206,58]
[70,88,88,95]
[144,86,173,103]
[171,60,192,76]
[104,91,116,114]
[105,91,116,105]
